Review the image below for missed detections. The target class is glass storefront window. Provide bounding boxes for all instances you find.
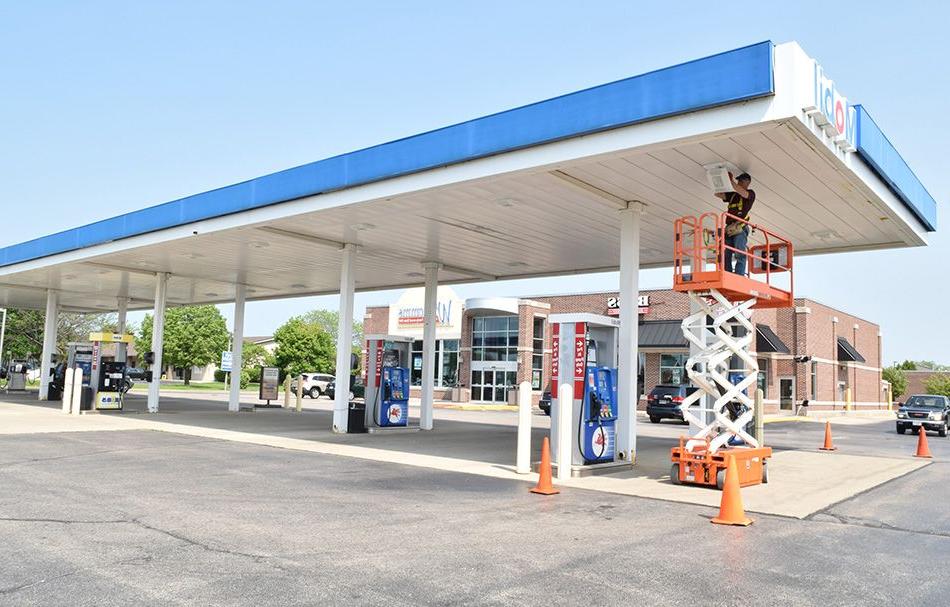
[659,354,688,385]
[409,339,460,388]
[757,358,769,399]
[532,317,544,390]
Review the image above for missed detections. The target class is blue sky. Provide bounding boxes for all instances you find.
[1,1,946,363]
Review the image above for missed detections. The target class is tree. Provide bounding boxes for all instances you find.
[273,316,335,378]
[924,374,950,399]
[896,360,917,371]
[1,308,116,361]
[137,305,230,385]
[882,366,907,400]
[300,309,363,347]
[241,340,275,383]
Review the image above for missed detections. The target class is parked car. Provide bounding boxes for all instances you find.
[539,389,551,415]
[290,373,336,399]
[646,384,698,424]
[126,367,149,380]
[325,375,365,401]
[896,394,950,437]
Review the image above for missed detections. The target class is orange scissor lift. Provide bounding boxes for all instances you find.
[670,212,793,489]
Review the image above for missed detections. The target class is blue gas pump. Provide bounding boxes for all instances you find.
[579,366,618,464]
[377,366,409,427]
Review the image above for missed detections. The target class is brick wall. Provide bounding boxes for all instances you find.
[363,306,390,336]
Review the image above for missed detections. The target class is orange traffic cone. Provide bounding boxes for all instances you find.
[530,436,560,495]
[819,421,837,451]
[915,426,933,459]
[711,454,752,526]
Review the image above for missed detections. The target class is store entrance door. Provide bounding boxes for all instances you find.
[779,377,795,410]
[470,366,516,403]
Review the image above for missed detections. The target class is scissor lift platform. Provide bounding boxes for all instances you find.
[669,211,792,490]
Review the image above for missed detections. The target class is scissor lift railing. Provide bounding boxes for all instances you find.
[669,212,794,489]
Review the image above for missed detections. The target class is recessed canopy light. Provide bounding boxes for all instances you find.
[249,241,270,249]
[506,262,527,268]
[205,292,218,297]
[182,252,204,259]
[496,198,519,208]
[291,283,307,289]
[63,274,77,280]
[406,272,424,278]
[351,222,375,231]
[135,260,153,266]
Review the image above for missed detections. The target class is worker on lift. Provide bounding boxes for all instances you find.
[715,172,755,275]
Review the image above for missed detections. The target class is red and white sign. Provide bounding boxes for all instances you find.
[91,341,100,371]
[550,324,560,383]
[606,295,650,316]
[372,341,383,388]
[573,322,587,399]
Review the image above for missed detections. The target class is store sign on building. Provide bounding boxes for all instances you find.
[387,286,464,340]
[606,295,650,316]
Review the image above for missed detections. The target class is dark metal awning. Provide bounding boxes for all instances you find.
[756,324,791,354]
[639,321,688,349]
[837,337,866,363]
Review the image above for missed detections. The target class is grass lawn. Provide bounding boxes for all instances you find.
[128,381,268,392]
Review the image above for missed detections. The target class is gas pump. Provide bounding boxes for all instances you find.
[65,342,95,410]
[87,332,133,411]
[549,314,621,470]
[363,335,413,430]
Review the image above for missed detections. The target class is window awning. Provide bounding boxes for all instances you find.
[639,321,688,349]
[756,324,790,354]
[837,337,866,363]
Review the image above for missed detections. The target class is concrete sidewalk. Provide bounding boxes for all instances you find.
[0,392,926,519]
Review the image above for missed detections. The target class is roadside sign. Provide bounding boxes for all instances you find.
[221,351,233,372]
[259,366,279,402]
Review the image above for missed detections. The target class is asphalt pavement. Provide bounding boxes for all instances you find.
[1,419,948,606]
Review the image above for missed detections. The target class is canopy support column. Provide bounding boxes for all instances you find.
[421,262,441,430]
[616,203,643,462]
[228,284,246,413]
[116,297,128,363]
[332,244,356,433]
[38,289,59,401]
[147,273,168,413]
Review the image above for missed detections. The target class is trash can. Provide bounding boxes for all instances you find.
[347,402,367,433]
[80,386,95,411]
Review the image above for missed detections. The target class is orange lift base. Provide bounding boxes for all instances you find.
[671,438,772,489]
[673,270,792,309]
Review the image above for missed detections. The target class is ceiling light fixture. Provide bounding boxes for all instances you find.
[351,222,376,231]
[291,283,307,289]
[496,198,519,208]
[506,261,527,268]
[205,292,218,297]
[406,272,424,278]
[249,241,270,249]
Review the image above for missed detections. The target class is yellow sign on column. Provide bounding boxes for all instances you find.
[88,332,134,343]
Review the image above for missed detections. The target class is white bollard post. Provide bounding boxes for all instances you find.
[62,368,74,414]
[70,368,83,415]
[295,375,303,413]
[516,381,532,474]
[557,383,573,481]
[283,374,291,409]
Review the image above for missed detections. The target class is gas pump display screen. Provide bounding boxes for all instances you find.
[382,348,401,367]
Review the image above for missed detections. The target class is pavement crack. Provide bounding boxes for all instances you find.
[130,518,272,562]
[0,516,130,525]
[815,512,950,539]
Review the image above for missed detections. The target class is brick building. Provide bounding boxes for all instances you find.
[364,287,886,412]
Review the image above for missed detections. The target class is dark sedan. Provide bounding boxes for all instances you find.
[896,394,949,437]
[325,376,365,401]
[646,384,697,424]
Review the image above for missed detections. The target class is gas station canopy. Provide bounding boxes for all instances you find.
[0,41,937,312]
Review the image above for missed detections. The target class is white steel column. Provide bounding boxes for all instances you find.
[332,244,356,433]
[38,289,59,400]
[688,296,710,434]
[228,284,246,413]
[116,297,129,363]
[420,261,441,430]
[616,203,643,462]
[147,273,168,413]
